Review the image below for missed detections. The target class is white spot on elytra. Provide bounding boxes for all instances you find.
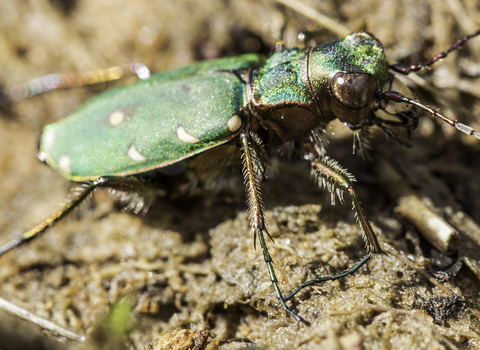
[58,155,71,174]
[127,144,145,162]
[227,114,242,132]
[176,125,200,143]
[37,152,47,162]
[109,110,124,126]
[42,128,56,151]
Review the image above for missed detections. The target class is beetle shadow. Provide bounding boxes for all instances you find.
[139,190,244,244]
[135,151,377,245]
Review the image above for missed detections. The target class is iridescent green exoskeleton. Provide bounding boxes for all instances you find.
[2,32,480,321]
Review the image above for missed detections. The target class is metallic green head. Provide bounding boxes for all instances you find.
[308,32,390,129]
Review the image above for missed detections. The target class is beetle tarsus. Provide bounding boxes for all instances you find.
[284,253,372,302]
[0,179,103,258]
[256,226,303,322]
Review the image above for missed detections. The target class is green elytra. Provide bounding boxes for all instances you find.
[3,31,480,322]
[39,54,262,181]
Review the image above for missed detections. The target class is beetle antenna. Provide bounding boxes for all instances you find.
[390,29,480,74]
[382,91,480,139]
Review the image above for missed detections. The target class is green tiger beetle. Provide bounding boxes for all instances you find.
[1,30,480,322]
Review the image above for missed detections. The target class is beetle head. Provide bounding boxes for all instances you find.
[308,32,390,129]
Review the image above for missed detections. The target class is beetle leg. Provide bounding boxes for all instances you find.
[283,156,382,302]
[104,176,168,214]
[311,156,382,254]
[284,253,372,302]
[240,132,302,321]
[4,63,150,103]
[0,177,107,257]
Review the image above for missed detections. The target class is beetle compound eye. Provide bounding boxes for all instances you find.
[330,72,377,110]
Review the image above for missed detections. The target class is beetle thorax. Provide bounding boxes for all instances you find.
[248,49,325,143]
